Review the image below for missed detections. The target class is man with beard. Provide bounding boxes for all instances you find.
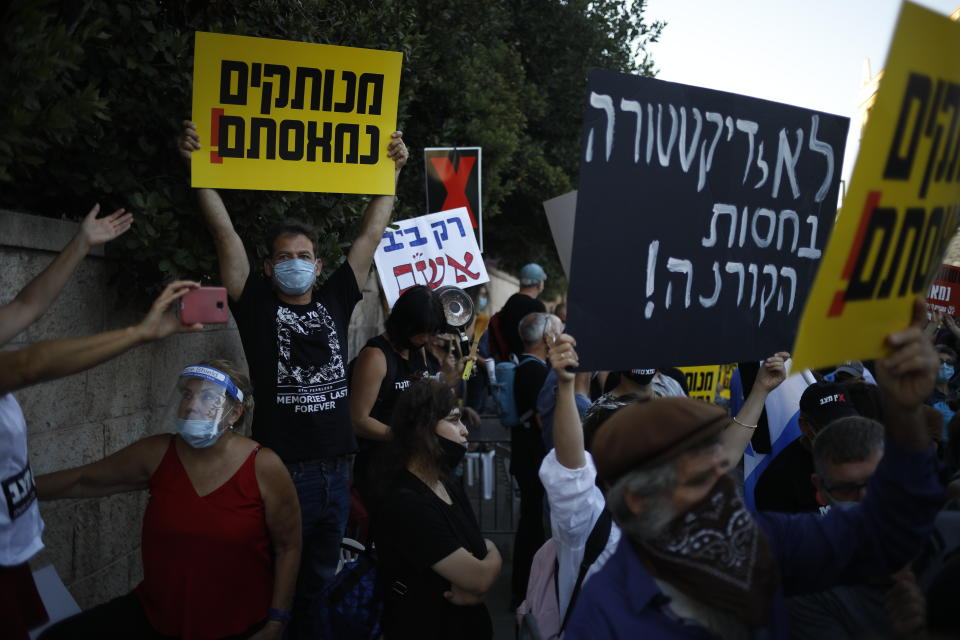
[565,300,944,639]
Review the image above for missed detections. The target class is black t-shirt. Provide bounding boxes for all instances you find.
[375,470,493,640]
[753,438,818,513]
[514,355,548,425]
[498,293,546,357]
[229,262,361,462]
[352,336,440,506]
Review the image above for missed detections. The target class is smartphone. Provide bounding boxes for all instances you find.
[178,287,228,324]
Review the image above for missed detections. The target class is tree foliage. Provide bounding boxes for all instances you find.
[1,0,662,297]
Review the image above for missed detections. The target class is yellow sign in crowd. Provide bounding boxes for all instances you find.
[191,31,402,195]
[793,3,960,371]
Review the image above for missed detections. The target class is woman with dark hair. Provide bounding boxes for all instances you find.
[36,360,300,640]
[350,285,455,506]
[374,378,501,640]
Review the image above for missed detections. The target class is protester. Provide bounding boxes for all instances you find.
[753,381,860,513]
[786,417,890,638]
[565,300,944,639]
[487,263,548,360]
[37,360,300,640]
[374,379,502,640]
[178,120,407,638]
[349,285,449,507]
[540,337,788,625]
[510,312,562,606]
[0,203,134,639]
[926,344,959,429]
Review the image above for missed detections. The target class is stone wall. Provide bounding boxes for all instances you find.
[1,210,384,609]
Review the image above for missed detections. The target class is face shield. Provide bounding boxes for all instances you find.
[167,365,244,448]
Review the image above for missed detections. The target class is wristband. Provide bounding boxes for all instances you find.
[732,416,757,430]
[267,608,291,625]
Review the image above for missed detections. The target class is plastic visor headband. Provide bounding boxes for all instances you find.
[179,365,243,403]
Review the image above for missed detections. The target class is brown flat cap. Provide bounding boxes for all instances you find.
[592,397,731,485]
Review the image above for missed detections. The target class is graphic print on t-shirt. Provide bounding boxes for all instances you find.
[276,302,348,415]
[2,462,37,520]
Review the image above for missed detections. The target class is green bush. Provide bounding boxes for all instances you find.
[1,0,662,298]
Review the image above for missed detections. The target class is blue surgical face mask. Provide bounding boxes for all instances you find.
[176,419,226,448]
[478,296,488,309]
[939,363,955,383]
[271,258,317,296]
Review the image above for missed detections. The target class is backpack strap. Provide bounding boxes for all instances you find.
[560,509,613,631]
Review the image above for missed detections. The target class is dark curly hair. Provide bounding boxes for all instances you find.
[384,378,457,483]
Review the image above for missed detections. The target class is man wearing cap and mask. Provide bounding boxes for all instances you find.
[178,121,409,639]
[754,381,860,513]
[489,263,548,360]
[564,301,944,639]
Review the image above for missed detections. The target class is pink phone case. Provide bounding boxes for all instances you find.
[178,287,229,324]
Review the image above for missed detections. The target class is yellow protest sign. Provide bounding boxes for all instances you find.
[792,2,960,371]
[191,32,402,194]
[679,365,722,403]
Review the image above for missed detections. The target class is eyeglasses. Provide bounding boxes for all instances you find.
[822,480,869,501]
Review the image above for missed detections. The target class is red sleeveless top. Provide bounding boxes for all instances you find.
[135,437,272,639]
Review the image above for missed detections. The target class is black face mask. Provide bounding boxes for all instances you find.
[437,434,467,471]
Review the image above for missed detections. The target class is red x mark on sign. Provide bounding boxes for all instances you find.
[430,156,478,227]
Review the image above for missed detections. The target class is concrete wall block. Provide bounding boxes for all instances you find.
[98,492,147,559]
[25,258,113,343]
[82,349,155,422]
[68,550,134,610]
[28,422,104,475]
[0,209,99,256]
[68,498,107,580]
[18,373,90,436]
[103,410,155,453]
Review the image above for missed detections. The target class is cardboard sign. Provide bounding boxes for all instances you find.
[565,69,849,370]
[679,365,722,403]
[543,191,578,278]
[927,264,960,316]
[374,207,489,307]
[191,31,402,194]
[792,3,960,371]
[424,148,483,249]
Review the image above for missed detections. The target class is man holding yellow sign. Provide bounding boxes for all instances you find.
[181,31,408,639]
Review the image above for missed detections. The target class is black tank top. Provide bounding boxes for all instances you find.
[365,334,440,425]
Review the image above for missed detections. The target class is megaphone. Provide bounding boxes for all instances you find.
[435,285,476,379]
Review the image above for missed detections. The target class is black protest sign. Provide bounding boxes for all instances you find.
[424,147,482,248]
[565,69,849,370]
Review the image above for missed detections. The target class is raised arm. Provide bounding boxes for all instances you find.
[346,131,408,288]
[0,203,133,346]
[178,120,249,300]
[0,280,201,394]
[721,352,788,465]
[37,434,169,500]
[349,347,392,441]
[255,448,302,640]
[548,334,586,470]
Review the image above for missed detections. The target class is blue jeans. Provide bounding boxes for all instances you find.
[285,457,350,640]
